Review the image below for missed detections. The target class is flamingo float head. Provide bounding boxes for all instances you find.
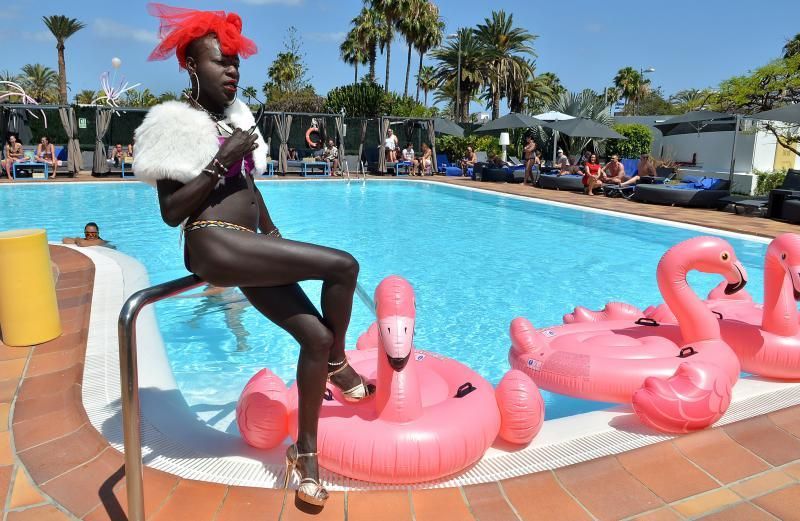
[663,236,748,295]
[767,233,800,300]
[374,275,416,371]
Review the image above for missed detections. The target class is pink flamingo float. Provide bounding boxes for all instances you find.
[510,237,747,433]
[569,234,800,380]
[237,275,545,483]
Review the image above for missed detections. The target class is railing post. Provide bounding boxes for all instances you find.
[117,275,203,521]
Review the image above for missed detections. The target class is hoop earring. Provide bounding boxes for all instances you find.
[187,71,200,103]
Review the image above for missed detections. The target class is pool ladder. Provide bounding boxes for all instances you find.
[118,275,375,521]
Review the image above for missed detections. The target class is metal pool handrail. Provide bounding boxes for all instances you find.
[118,274,204,521]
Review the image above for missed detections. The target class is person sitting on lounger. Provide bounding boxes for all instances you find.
[112,143,126,167]
[556,148,570,173]
[62,222,110,247]
[419,142,433,175]
[617,153,656,187]
[2,134,23,181]
[321,139,339,176]
[583,153,603,195]
[401,142,417,175]
[35,135,58,179]
[459,146,478,177]
[600,154,626,184]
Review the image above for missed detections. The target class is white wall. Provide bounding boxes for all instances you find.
[660,131,743,174]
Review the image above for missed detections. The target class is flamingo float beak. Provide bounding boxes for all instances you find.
[378,316,415,372]
[787,265,800,300]
[724,261,748,295]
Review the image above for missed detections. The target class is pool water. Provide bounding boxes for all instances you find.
[1,181,770,428]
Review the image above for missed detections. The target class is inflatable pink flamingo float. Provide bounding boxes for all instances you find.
[510,236,746,433]
[567,234,800,379]
[237,275,544,483]
[650,234,800,379]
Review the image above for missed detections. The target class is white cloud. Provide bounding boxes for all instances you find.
[21,30,54,43]
[93,18,159,44]
[307,32,346,43]
[237,0,303,5]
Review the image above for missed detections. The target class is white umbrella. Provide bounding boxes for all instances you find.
[533,111,575,121]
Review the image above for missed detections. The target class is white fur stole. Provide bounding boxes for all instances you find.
[133,99,268,186]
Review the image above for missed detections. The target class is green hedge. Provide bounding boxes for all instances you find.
[436,135,501,163]
[605,123,652,159]
[754,169,787,195]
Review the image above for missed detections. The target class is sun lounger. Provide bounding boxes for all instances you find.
[631,175,730,208]
[538,173,585,191]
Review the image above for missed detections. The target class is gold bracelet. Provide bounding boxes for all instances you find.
[267,228,281,238]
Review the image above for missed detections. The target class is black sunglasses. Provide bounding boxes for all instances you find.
[237,86,266,135]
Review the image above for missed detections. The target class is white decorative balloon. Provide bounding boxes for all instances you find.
[111,57,122,69]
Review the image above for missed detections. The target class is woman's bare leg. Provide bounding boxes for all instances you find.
[240,283,332,484]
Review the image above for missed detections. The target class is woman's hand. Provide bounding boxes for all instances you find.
[216,128,258,167]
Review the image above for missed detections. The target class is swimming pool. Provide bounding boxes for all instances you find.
[1,180,769,428]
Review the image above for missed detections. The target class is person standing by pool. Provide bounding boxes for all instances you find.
[384,128,398,163]
[35,135,58,179]
[2,134,23,181]
[134,4,371,507]
[523,136,537,186]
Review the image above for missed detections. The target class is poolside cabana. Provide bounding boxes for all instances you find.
[376,116,437,174]
[0,103,83,175]
[273,111,344,175]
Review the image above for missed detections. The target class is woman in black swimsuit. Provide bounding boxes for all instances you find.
[134,5,371,507]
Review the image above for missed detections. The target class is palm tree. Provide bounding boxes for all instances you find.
[432,29,485,122]
[241,86,259,105]
[397,0,425,97]
[370,0,406,91]
[74,89,98,104]
[670,88,712,112]
[413,2,443,102]
[508,64,558,114]
[0,70,21,83]
[340,30,368,84]
[20,64,59,102]
[613,67,650,115]
[267,51,304,92]
[535,89,613,156]
[784,33,800,59]
[416,65,438,106]
[474,10,537,120]
[158,91,180,102]
[351,7,388,83]
[42,15,85,104]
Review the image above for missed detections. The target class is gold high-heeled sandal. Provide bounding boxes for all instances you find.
[284,444,329,507]
[327,359,372,402]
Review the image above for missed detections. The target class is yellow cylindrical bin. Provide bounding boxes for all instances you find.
[0,229,62,346]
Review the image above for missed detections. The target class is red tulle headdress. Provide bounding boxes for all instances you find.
[147,3,257,68]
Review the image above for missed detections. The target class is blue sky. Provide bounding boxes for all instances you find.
[2,0,799,112]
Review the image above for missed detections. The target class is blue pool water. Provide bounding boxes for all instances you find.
[1,181,769,425]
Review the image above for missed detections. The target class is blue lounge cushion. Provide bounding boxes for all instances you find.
[681,175,704,185]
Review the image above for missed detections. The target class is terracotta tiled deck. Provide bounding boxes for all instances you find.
[1,180,800,519]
